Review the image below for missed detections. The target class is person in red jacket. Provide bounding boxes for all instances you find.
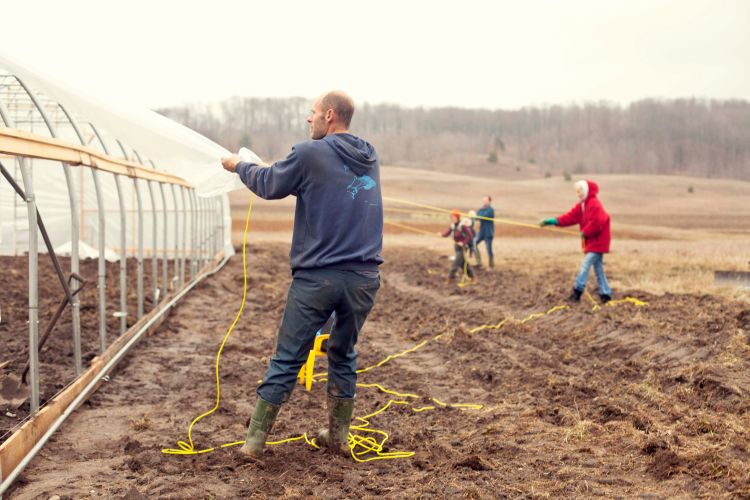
[439,209,477,285]
[539,179,612,303]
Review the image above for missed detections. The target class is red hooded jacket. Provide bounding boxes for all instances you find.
[555,180,611,253]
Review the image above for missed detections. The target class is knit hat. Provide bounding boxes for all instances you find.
[450,209,461,218]
[574,180,589,200]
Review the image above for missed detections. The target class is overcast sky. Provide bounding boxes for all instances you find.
[3,0,749,110]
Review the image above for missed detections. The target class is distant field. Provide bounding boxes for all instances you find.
[229,168,750,235]
[227,168,750,300]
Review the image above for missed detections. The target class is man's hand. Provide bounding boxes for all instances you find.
[221,155,242,173]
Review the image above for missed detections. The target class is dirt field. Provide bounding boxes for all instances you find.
[0,256,167,442]
[4,239,749,498]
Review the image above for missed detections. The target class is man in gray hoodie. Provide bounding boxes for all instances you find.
[221,91,383,459]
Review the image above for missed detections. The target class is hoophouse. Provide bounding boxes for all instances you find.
[0,52,260,492]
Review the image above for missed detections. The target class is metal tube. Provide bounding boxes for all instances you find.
[195,193,202,271]
[113,174,127,334]
[209,197,216,258]
[179,186,187,288]
[219,195,226,258]
[87,124,110,352]
[18,157,40,413]
[198,196,205,269]
[147,180,159,305]
[203,197,209,266]
[204,198,210,264]
[11,81,49,404]
[58,103,95,368]
[206,198,215,260]
[158,182,168,296]
[62,168,81,374]
[17,77,83,376]
[92,169,107,352]
[170,184,179,290]
[133,179,144,319]
[0,97,10,125]
[0,253,233,496]
[188,189,197,279]
[214,197,222,257]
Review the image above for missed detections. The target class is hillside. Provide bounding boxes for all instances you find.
[159,97,750,180]
[229,170,750,237]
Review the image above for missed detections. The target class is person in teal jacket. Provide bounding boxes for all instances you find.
[474,196,495,268]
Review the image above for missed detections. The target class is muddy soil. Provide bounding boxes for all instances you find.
[1,255,182,441]
[5,242,750,498]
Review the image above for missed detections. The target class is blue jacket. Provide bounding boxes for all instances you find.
[476,206,495,238]
[236,133,383,272]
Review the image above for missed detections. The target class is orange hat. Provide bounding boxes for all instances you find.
[450,209,461,218]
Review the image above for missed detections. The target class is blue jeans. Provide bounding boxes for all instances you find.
[257,268,380,405]
[574,252,612,296]
[475,234,493,259]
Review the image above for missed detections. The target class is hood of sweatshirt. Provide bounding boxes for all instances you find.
[585,179,599,201]
[323,133,378,176]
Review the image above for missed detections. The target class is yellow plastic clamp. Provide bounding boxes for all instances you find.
[297,334,329,391]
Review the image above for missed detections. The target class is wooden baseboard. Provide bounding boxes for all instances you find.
[0,253,226,484]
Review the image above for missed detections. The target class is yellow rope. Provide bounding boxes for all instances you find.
[162,198,254,456]
[383,219,438,236]
[470,299,648,335]
[161,191,649,461]
[457,246,473,288]
[383,196,578,235]
[161,197,479,461]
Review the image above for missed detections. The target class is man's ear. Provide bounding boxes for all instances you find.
[325,108,335,123]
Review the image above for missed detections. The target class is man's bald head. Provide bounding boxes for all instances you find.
[320,91,355,128]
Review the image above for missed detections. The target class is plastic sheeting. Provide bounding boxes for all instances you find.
[0,52,260,258]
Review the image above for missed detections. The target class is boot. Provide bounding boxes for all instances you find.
[599,293,612,304]
[317,395,354,456]
[567,288,583,303]
[488,256,494,269]
[239,398,280,458]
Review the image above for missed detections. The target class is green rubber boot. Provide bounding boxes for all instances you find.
[239,398,280,458]
[317,395,354,456]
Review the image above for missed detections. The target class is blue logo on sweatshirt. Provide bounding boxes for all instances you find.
[346,175,376,199]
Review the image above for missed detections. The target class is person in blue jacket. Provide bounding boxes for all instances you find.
[221,91,382,459]
[475,196,495,268]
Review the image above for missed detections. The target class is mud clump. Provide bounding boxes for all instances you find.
[648,449,683,479]
[454,454,493,471]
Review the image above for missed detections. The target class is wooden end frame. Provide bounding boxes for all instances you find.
[0,128,192,188]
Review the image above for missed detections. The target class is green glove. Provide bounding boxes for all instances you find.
[539,217,558,227]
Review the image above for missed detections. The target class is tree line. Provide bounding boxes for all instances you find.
[157,97,750,180]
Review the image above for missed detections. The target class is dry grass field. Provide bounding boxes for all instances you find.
[231,167,750,300]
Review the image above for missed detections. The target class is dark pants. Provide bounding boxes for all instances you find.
[475,234,494,259]
[449,245,474,279]
[256,268,380,405]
